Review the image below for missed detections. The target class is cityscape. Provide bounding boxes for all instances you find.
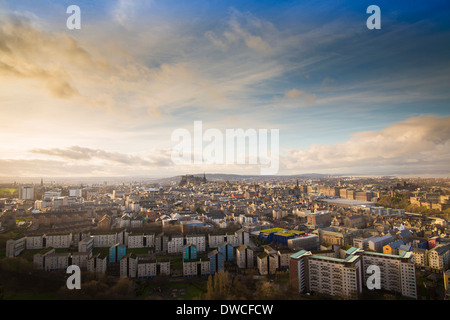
[1,174,449,301]
[0,0,450,310]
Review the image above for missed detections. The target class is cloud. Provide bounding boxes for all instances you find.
[29,146,173,167]
[0,14,115,102]
[206,9,274,56]
[282,115,450,175]
[283,88,316,106]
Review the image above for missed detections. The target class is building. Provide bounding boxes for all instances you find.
[217,242,234,261]
[109,243,127,263]
[444,269,450,293]
[343,215,366,229]
[257,246,280,275]
[368,235,395,253]
[72,252,90,269]
[383,240,405,255]
[137,257,170,279]
[6,237,26,257]
[87,253,107,275]
[307,253,362,299]
[155,233,168,254]
[186,234,207,252]
[19,185,34,200]
[208,250,225,274]
[33,247,55,270]
[306,211,332,227]
[167,235,185,254]
[182,244,198,260]
[287,234,320,251]
[208,230,249,248]
[120,253,138,278]
[412,248,428,268]
[97,215,111,230]
[353,238,370,250]
[359,250,417,299]
[428,244,450,272]
[127,233,155,249]
[236,245,254,269]
[78,236,94,254]
[92,232,119,248]
[43,233,72,249]
[289,250,312,293]
[44,252,71,271]
[289,247,417,300]
[183,258,210,277]
[69,189,82,197]
[315,227,358,247]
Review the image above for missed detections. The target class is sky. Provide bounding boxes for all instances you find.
[0,0,449,179]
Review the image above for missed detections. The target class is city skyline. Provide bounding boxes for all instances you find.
[1,1,450,178]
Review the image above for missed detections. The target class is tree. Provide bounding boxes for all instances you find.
[204,272,235,300]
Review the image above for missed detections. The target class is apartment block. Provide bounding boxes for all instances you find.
[127,233,155,249]
[92,233,118,248]
[289,250,311,293]
[44,252,71,271]
[167,235,185,254]
[26,235,44,250]
[217,242,234,261]
[78,236,94,254]
[155,233,169,254]
[87,253,107,275]
[412,248,428,268]
[428,244,450,272]
[109,243,127,263]
[183,259,210,277]
[72,252,90,269]
[257,247,279,276]
[33,247,55,270]
[289,247,417,300]
[359,250,417,299]
[6,237,26,257]
[137,257,170,278]
[186,234,207,252]
[208,230,249,248]
[208,250,225,274]
[120,253,138,278]
[182,244,198,260]
[307,254,363,299]
[236,245,254,269]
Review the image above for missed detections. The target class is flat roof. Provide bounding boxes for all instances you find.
[363,250,412,259]
[260,227,285,234]
[322,198,375,206]
[290,250,311,259]
[310,254,360,264]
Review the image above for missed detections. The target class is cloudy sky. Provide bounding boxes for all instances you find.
[0,0,449,178]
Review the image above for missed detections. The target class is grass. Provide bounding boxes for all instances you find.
[0,188,17,197]
[136,278,206,300]
[129,248,151,255]
[92,247,109,257]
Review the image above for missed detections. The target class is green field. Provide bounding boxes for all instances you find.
[137,279,206,300]
[0,188,17,197]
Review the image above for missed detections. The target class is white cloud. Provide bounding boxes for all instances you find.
[282,115,450,175]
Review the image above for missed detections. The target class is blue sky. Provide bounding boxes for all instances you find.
[0,0,449,177]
